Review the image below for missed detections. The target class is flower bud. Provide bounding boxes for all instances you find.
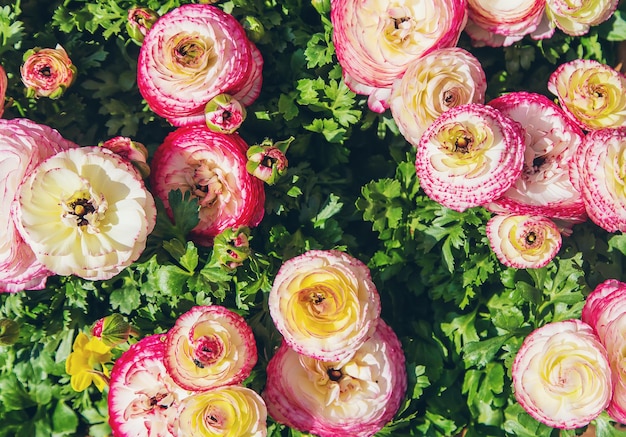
[126,7,159,45]
[91,314,136,348]
[204,93,247,134]
[99,136,151,178]
[21,44,76,99]
[212,226,251,269]
[246,137,292,185]
[240,16,265,42]
[0,319,20,346]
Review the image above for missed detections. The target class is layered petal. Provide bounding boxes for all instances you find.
[581,279,626,423]
[150,125,265,246]
[573,128,626,232]
[331,0,467,110]
[14,146,156,280]
[164,305,257,391]
[137,4,262,126]
[0,119,78,292]
[512,319,612,429]
[486,91,586,222]
[546,0,619,36]
[415,103,526,212]
[20,44,76,99]
[486,214,562,269]
[268,250,381,361]
[465,0,545,46]
[389,47,486,146]
[548,59,626,131]
[177,386,267,436]
[108,334,191,437]
[263,320,406,437]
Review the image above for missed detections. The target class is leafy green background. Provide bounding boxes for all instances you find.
[2,0,626,435]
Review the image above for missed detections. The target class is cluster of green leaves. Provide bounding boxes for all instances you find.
[3,0,626,436]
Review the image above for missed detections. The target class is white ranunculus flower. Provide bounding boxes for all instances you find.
[512,319,612,429]
[14,146,156,280]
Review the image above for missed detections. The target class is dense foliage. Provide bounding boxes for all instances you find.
[3,0,626,435]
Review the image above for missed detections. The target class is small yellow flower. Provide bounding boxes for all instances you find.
[65,332,112,392]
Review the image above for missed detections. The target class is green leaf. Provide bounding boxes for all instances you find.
[109,287,141,314]
[463,334,512,368]
[52,401,79,435]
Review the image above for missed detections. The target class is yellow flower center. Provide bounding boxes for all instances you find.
[60,186,107,233]
[170,33,216,70]
[385,7,415,46]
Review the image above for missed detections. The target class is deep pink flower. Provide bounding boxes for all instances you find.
[464,0,548,47]
[582,279,626,423]
[389,47,487,146]
[164,305,257,391]
[268,250,381,361]
[572,128,626,232]
[486,91,586,223]
[0,119,78,292]
[331,0,467,112]
[512,319,612,429]
[108,334,191,437]
[486,214,562,269]
[150,125,265,246]
[0,64,7,117]
[415,103,526,212]
[20,44,76,99]
[137,4,263,126]
[263,320,406,437]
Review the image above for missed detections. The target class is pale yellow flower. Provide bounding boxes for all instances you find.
[268,250,381,361]
[546,0,618,36]
[548,59,626,131]
[512,320,612,429]
[15,147,156,280]
[177,386,267,436]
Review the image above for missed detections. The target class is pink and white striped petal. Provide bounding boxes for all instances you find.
[263,320,406,437]
[512,319,612,429]
[108,334,192,437]
[486,214,562,269]
[416,103,526,212]
[486,91,586,223]
[164,305,257,391]
[573,128,626,232]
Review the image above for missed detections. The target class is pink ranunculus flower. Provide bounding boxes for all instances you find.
[486,92,586,223]
[268,250,381,362]
[20,44,76,99]
[177,386,268,436]
[545,0,619,36]
[0,119,78,292]
[0,64,7,117]
[415,103,526,212]
[14,146,156,280]
[582,279,626,423]
[99,136,151,178]
[512,319,612,429]
[548,59,626,131]
[164,305,257,391]
[331,0,467,112]
[389,47,486,147]
[108,334,192,437]
[150,125,265,246]
[486,214,562,269]
[572,128,626,232]
[463,0,547,47]
[263,320,407,437]
[137,4,263,126]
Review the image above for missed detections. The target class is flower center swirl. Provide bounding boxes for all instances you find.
[60,184,107,233]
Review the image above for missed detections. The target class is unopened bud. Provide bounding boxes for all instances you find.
[240,16,265,43]
[99,136,151,178]
[246,137,292,185]
[204,94,247,134]
[91,314,136,348]
[127,7,159,45]
[212,226,251,269]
